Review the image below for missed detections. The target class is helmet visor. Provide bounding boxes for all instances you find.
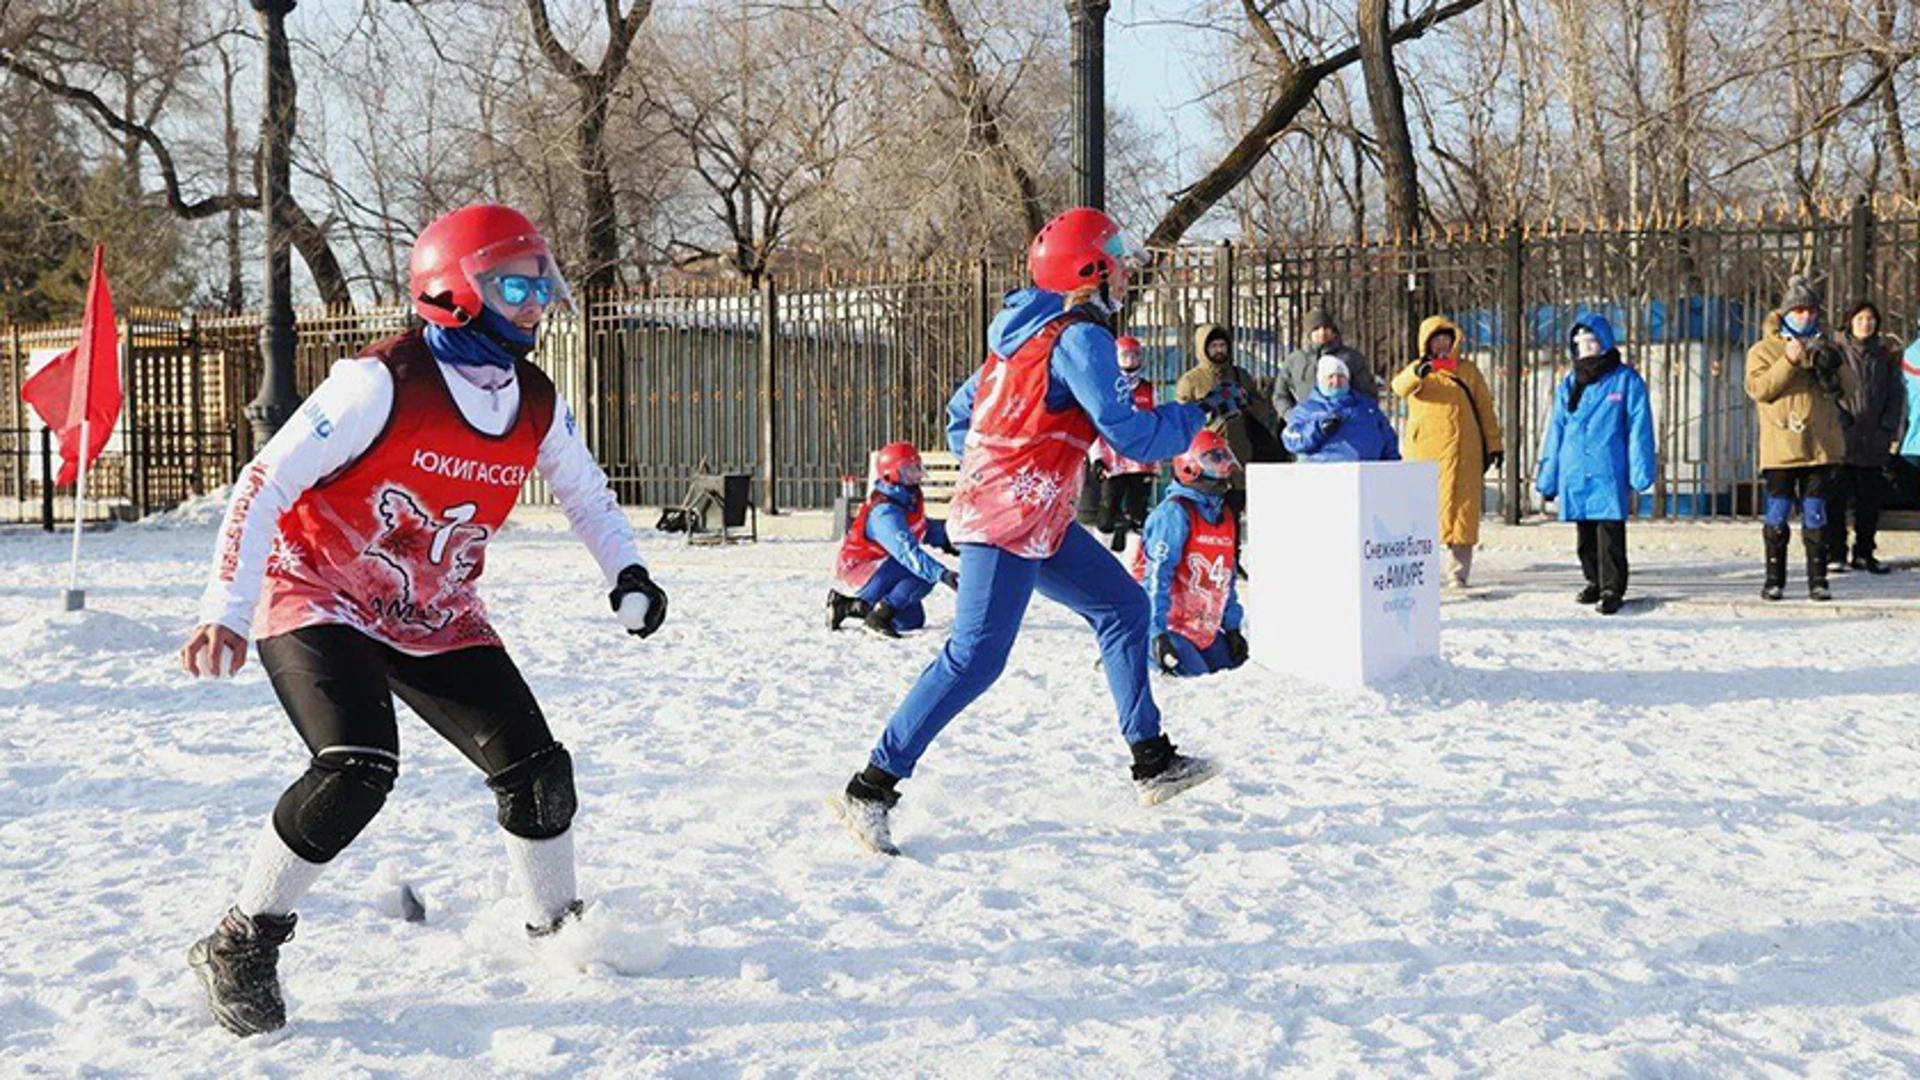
[1195,446,1240,478]
[1100,231,1144,302]
[459,234,573,320]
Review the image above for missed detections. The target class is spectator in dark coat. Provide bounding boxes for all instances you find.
[1824,300,1903,574]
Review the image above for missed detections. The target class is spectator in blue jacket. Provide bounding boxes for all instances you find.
[1281,355,1402,463]
[1141,430,1247,677]
[1534,315,1657,614]
[828,442,957,637]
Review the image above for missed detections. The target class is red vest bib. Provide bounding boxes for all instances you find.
[946,315,1098,559]
[258,331,557,654]
[1093,381,1157,476]
[1135,498,1238,647]
[834,491,927,593]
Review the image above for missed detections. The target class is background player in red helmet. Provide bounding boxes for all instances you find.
[1140,430,1248,678]
[828,441,959,637]
[1090,335,1160,553]
[830,207,1247,855]
[178,204,667,1036]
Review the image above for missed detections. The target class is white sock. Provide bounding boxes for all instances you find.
[503,830,578,929]
[234,819,327,918]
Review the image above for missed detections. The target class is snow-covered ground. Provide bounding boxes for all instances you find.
[7,512,1920,1077]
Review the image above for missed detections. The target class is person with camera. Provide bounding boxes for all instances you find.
[1272,308,1376,422]
[1391,315,1504,588]
[1746,277,1852,601]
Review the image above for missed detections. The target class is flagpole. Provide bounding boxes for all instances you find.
[65,415,88,611]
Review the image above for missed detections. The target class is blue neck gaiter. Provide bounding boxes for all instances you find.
[423,306,537,371]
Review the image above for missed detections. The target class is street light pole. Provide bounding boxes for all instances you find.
[248,0,299,448]
[1068,0,1110,211]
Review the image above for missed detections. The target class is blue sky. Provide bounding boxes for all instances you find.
[1105,0,1219,173]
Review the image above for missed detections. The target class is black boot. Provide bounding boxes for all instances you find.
[830,765,901,855]
[1853,554,1890,574]
[863,600,901,638]
[188,907,298,1036]
[528,899,585,940]
[1761,526,1789,601]
[1806,537,1832,601]
[825,590,866,631]
[1129,734,1221,806]
[1597,592,1623,615]
[1576,583,1601,605]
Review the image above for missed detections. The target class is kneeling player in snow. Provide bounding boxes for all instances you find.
[827,441,958,637]
[830,207,1238,855]
[178,205,667,1036]
[1089,335,1160,552]
[1141,431,1248,677]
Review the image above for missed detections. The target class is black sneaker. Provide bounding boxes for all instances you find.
[188,908,298,1037]
[863,600,902,638]
[1760,583,1784,602]
[1130,735,1221,807]
[1809,582,1833,602]
[1576,584,1602,605]
[528,899,585,940]
[1853,555,1890,575]
[829,767,901,855]
[1597,592,1623,615]
[826,591,866,631]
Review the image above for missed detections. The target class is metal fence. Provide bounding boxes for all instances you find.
[6,199,1919,524]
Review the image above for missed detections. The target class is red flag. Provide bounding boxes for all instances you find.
[21,245,121,486]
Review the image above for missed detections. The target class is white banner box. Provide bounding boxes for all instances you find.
[1244,461,1441,688]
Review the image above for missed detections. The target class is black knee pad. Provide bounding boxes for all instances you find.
[272,750,398,864]
[486,743,576,840]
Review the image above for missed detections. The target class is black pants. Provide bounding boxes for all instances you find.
[1575,520,1629,597]
[1096,473,1154,535]
[1824,463,1885,559]
[258,624,555,778]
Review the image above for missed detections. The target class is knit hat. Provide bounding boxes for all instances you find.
[1316,354,1351,386]
[1780,276,1822,314]
[1305,308,1335,333]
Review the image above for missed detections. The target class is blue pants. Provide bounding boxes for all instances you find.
[858,561,933,632]
[871,525,1160,779]
[1165,632,1239,677]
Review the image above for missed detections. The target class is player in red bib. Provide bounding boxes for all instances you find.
[829,208,1249,854]
[177,205,667,1037]
[828,442,959,637]
[1090,335,1160,552]
[1140,430,1248,677]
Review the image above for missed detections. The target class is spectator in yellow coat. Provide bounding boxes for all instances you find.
[1391,315,1504,587]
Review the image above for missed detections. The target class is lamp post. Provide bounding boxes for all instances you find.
[247,0,299,448]
[1067,0,1110,211]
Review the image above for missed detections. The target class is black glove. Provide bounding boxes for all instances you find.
[936,537,961,556]
[1485,450,1505,475]
[1415,360,1434,378]
[609,563,669,638]
[1317,415,1343,437]
[940,569,960,591]
[1223,628,1249,667]
[1152,634,1182,674]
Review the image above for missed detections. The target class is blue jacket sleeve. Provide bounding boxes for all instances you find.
[946,372,979,457]
[1223,561,1243,632]
[1055,323,1204,461]
[1140,502,1188,638]
[1626,369,1657,492]
[1536,382,1568,498]
[868,502,948,585]
[1282,400,1328,455]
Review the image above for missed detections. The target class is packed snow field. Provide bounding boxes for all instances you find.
[9,508,1920,1078]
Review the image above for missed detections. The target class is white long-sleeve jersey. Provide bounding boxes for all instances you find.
[198,356,642,638]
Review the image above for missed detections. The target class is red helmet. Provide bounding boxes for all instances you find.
[1028,207,1134,299]
[1173,429,1238,486]
[409,204,571,327]
[1115,335,1144,372]
[874,441,926,486]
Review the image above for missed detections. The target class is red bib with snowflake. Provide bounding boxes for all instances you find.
[257,331,556,654]
[834,491,927,593]
[1093,380,1157,476]
[946,314,1098,559]
[1135,498,1238,647]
